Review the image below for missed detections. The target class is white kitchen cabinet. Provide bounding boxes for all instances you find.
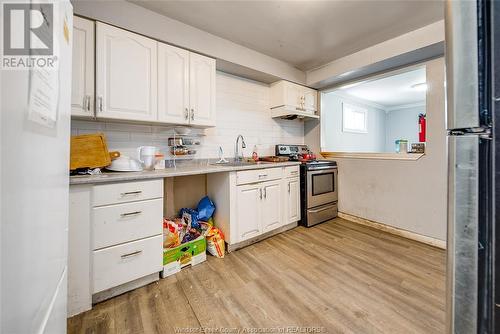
[208,165,300,249]
[261,180,282,233]
[158,43,190,124]
[68,179,163,315]
[96,22,158,122]
[71,17,94,117]
[270,80,319,119]
[285,177,301,224]
[303,87,318,112]
[189,53,216,126]
[236,183,262,241]
[235,180,282,242]
[284,82,303,108]
[158,44,216,126]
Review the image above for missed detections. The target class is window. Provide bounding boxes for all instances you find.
[320,65,427,158]
[342,103,367,133]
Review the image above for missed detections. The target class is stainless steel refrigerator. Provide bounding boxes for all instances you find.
[446,0,498,332]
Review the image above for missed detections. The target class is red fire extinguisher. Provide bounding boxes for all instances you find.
[418,113,426,142]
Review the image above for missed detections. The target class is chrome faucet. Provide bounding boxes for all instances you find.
[234,134,246,162]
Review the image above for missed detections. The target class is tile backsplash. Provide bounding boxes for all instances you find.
[71,72,304,160]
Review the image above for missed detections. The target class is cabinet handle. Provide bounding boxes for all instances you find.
[290,170,298,175]
[288,183,291,193]
[120,250,142,259]
[259,188,262,200]
[86,95,91,112]
[120,190,142,196]
[184,108,189,120]
[263,187,267,199]
[191,108,194,121]
[120,211,142,217]
[258,174,267,179]
[98,96,103,112]
[83,95,88,112]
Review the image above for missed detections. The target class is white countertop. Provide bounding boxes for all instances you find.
[69,160,301,185]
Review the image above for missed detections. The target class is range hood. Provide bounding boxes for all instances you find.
[270,106,320,120]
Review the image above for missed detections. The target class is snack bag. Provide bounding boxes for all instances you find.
[206,226,225,258]
[175,218,187,243]
[163,219,180,248]
[179,208,200,229]
[199,221,210,236]
[182,228,201,243]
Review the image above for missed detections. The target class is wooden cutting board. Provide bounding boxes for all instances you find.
[70,133,112,170]
[259,156,289,162]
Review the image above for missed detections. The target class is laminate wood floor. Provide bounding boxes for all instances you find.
[68,218,446,334]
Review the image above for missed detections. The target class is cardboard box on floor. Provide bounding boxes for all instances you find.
[161,235,207,278]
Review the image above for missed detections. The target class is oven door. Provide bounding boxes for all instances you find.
[306,167,338,208]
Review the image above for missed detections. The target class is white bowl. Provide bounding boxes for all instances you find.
[174,127,192,135]
[106,156,143,172]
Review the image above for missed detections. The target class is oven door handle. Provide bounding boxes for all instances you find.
[308,166,338,172]
[308,205,335,213]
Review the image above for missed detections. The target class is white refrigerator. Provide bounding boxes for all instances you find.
[1,1,73,333]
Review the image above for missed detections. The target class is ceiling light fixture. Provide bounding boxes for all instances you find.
[411,82,428,91]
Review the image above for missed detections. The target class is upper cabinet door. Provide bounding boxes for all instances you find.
[303,88,318,112]
[189,53,216,127]
[96,22,158,122]
[158,43,190,124]
[285,83,303,108]
[71,17,95,117]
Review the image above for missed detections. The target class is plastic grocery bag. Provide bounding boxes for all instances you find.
[197,196,216,221]
[206,226,225,258]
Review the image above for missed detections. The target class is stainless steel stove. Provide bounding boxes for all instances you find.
[276,145,338,227]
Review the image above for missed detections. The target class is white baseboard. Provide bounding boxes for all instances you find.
[338,212,446,250]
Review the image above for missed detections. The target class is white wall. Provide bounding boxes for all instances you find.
[306,20,444,87]
[385,105,425,152]
[306,58,447,241]
[321,93,386,152]
[71,72,304,160]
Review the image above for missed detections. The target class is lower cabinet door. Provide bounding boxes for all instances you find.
[92,235,162,293]
[286,178,301,223]
[236,184,262,242]
[261,180,282,233]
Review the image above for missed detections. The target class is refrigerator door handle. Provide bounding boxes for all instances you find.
[445,0,480,129]
[447,135,479,334]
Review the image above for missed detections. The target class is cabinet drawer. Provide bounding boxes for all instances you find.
[284,166,300,178]
[92,179,163,206]
[236,167,283,185]
[92,235,162,293]
[92,198,163,249]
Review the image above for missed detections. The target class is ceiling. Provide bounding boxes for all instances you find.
[131,0,443,71]
[338,67,426,108]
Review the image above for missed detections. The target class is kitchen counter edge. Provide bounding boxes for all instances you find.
[70,161,301,185]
